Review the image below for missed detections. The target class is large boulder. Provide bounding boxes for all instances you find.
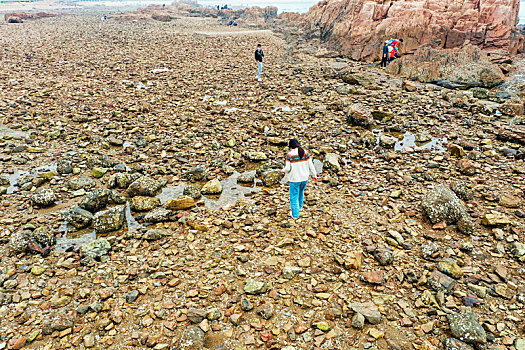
[8,227,55,254]
[31,189,56,207]
[323,153,341,172]
[347,104,373,127]
[387,46,505,88]
[261,170,284,186]
[179,325,205,350]
[66,207,94,229]
[92,206,125,234]
[130,196,160,211]
[201,179,222,195]
[447,312,486,344]
[300,0,523,61]
[80,239,111,259]
[421,184,475,234]
[79,189,110,213]
[127,176,162,197]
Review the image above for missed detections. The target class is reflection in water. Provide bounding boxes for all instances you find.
[394,132,447,152]
[55,230,96,253]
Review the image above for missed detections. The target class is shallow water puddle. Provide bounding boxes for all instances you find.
[272,106,293,112]
[7,164,57,194]
[394,132,447,152]
[157,171,259,210]
[55,228,96,253]
[149,68,172,73]
[374,130,447,152]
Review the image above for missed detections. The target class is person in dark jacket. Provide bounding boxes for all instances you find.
[255,44,264,82]
[380,40,389,68]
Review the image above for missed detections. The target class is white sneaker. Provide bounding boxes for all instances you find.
[258,78,262,82]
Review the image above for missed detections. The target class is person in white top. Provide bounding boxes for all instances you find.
[281,139,318,219]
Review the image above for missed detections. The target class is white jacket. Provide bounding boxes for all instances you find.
[281,148,317,183]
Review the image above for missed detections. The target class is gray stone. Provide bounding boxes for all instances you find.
[471,87,489,99]
[0,175,10,186]
[282,266,302,279]
[348,302,381,325]
[428,270,456,293]
[240,299,253,311]
[261,170,284,186]
[57,159,73,175]
[31,189,56,207]
[201,178,222,195]
[244,279,268,295]
[179,325,205,350]
[373,247,393,265]
[510,242,525,260]
[346,103,373,127]
[379,134,396,148]
[185,166,207,181]
[127,176,162,197]
[421,241,440,259]
[237,172,255,183]
[187,308,207,323]
[66,207,93,229]
[351,312,365,329]
[92,206,125,234]
[444,338,473,350]
[125,290,139,303]
[109,190,126,204]
[144,207,172,223]
[130,196,160,211]
[323,153,341,172]
[244,151,267,161]
[256,303,274,320]
[108,172,140,189]
[515,339,525,350]
[143,229,168,241]
[67,177,95,190]
[79,189,110,213]
[183,184,202,199]
[421,184,473,234]
[447,312,486,344]
[80,239,111,259]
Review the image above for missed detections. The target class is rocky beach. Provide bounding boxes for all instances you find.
[0,2,524,350]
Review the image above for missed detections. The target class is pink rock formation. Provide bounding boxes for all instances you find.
[303,0,524,61]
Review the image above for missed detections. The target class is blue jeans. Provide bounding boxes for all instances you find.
[256,62,263,80]
[289,181,307,219]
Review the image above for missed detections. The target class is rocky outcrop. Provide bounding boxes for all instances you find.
[300,0,524,61]
[4,12,57,23]
[111,3,277,26]
[387,45,506,88]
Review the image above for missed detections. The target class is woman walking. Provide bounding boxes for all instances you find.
[281,139,318,219]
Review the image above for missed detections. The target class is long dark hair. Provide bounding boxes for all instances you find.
[289,139,305,158]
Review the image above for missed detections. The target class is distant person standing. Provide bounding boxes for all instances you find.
[380,40,389,69]
[255,44,264,82]
[281,139,318,219]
